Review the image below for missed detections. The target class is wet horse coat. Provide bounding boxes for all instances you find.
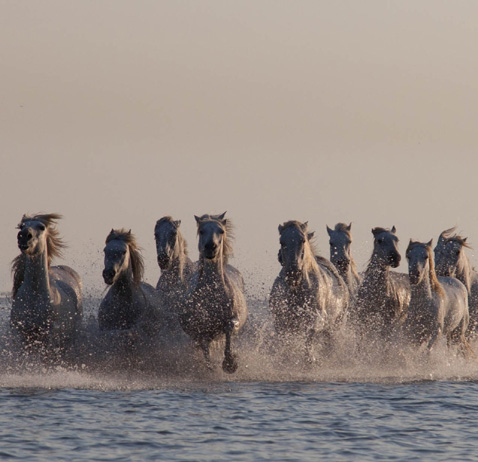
[270,221,349,361]
[355,227,410,338]
[99,229,161,338]
[11,213,83,351]
[179,213,247,373]
[405,240,469,351]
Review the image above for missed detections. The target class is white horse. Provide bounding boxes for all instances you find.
[405,240,469,352]
[179,212,247,373]
[11,213,83,351]
[327,222,361,300]
[270,221,349,362]
[155,216,195,334]
[355,227,410,338]
[434,227,478,336]
[99,229,161,339]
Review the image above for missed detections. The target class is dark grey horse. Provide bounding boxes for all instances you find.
[99,229,161,338]
[155,216,195,334]
[355,226,410,338]
[327,222,361,301]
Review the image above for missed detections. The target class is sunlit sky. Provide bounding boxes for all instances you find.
[1,1,477,294]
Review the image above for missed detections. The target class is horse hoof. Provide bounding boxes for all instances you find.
[222,355,238,374]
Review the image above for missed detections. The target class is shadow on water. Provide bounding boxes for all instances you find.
[1,294,478,391]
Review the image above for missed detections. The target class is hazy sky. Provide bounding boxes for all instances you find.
[1,1,478,294]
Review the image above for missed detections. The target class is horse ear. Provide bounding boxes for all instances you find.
[372,227,378,236]
[427,239,433,248]
[174,220,181,228]
[278,224,284,234]
[128,229,132,235]
[347,223,352,231]
[391,226,397,234]
[194,215,201,224]
[217,211,227,220]
[308,232,315,240]
[326,225,333,236]
[300,221,308,232]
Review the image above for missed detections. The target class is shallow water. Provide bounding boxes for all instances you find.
[1,295,478,461]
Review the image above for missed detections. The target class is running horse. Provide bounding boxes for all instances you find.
[99,229,161,338]
[434,227,478,336]
[179,212,247,373]
[270,220,349,362]
[327,222,362,300]
[11,213,83,351]
[405,239,469,352]
[155,216,195,333]
[355,226,410,338]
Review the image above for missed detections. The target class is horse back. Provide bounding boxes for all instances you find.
[438,276,469,331]
[50,265,83,315]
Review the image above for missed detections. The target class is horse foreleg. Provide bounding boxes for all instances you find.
[222,320,238,374]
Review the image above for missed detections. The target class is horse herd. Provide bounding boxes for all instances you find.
[8,212,478,374]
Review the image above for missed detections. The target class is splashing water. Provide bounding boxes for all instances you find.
[1,292,477,391]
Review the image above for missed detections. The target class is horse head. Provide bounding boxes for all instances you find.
[155,216,182,270]
[406,239,433,285]
[16,213,64,260]
[195,212,232,262]
[327,222,352,272]
[103,229,144,286]
[371,226,401,268]
[434,227,470,277]
[278,221,315,286]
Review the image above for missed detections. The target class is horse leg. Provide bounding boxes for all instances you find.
[199,339,213,370]
[222,321,238,374]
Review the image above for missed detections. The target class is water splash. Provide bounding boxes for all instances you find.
[1,294,478,390]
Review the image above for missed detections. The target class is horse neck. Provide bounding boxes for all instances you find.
[22,248,51,298]
[364,256,390,287]
[112,265,136,297]
[411,269,433,301]
[198,251,227,286]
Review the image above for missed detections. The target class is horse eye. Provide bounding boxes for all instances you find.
[38,224,46,231]
[377,239,383,244]
[199,230,204,235]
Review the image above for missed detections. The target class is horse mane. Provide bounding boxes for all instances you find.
[155,216,188,256]
[407,241,445,297]
[372,226,392,236]
[196,213,234,261]
[106,228,144,286]
[333,222,352,237]
[279,220,321,277]
[11,213,66,297]
[280,221,319,256]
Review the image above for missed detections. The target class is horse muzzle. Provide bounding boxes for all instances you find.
[102,269,116,285]
[389,254,401,268]
[408,272,420,285]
